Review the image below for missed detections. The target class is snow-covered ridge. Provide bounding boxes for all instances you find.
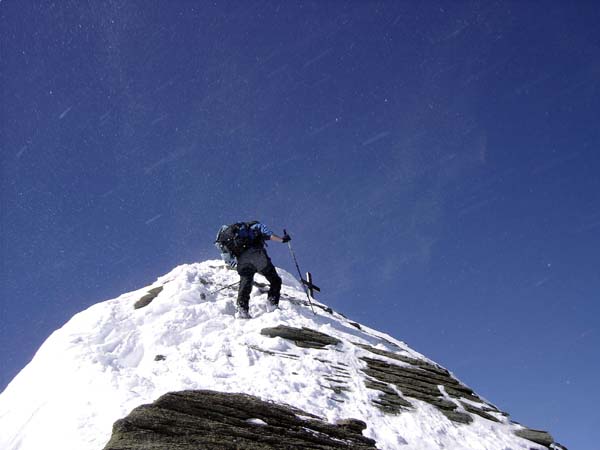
[0,260,556,450]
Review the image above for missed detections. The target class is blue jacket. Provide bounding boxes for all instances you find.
[250,222,274,239]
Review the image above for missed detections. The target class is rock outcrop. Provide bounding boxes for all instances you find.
[260,325,341,349]
[259,324,563,449]
[133,286,163,309]
[103,390,377,450]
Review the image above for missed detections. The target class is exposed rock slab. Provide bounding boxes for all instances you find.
[103,390,377,450]
[364,378,412,414]
[355,343,451,376]
[357,344,505,424]
[514,428,554,447]
[260,325,341,349]
[460,402,500,423]
[133,286,163,309]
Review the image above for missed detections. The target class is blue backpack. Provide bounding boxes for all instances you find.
[215,221,262,257]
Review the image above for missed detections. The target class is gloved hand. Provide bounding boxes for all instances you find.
[282,233,291,243]
[228,260,237,270]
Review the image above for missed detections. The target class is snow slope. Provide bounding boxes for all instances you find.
[0,261,545,450]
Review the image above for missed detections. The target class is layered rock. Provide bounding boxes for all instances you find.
[258,324,564,449]
[103,390,376,450]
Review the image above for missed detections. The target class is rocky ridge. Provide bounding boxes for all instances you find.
[0,261,567,450]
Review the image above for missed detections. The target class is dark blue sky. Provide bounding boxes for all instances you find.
[1,2,599,448]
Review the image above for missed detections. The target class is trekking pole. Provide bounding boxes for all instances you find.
[284,230,316,315]
[208,281,240,295]
[208,280,269,296]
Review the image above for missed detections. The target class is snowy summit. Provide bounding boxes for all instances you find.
[0,260,561,450]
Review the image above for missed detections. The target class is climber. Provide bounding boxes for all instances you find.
[215,222,290,319]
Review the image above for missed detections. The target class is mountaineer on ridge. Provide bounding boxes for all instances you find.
[215,221,290,318]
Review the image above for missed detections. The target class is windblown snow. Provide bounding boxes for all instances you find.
[0,261,545,450]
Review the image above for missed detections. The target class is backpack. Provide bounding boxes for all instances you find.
[215,221,263,257]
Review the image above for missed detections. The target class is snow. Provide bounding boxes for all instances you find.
[246,418,268,426]
[0,260,541,450]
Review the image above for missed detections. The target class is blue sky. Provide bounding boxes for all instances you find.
[1,2,599,448]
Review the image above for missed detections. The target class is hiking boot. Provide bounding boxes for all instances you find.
[266,297,279,313]
[235,307,250,319]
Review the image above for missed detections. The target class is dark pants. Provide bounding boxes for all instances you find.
[236,247,282,310]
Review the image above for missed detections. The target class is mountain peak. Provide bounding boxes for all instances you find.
[0,261,562,449]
